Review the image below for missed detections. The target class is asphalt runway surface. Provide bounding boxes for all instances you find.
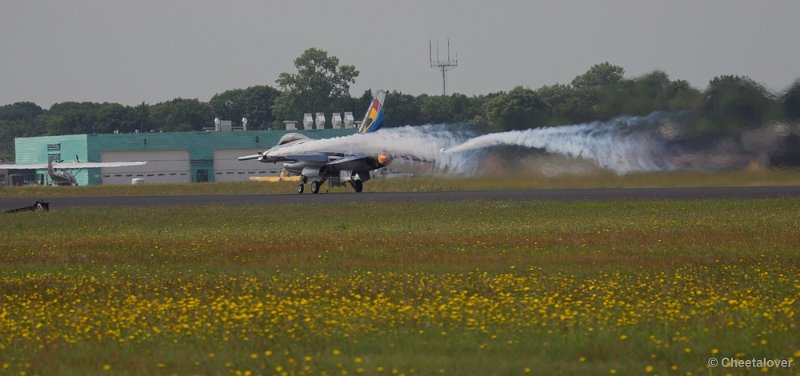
[2,185,800,211]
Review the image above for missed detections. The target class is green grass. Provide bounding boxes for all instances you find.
[1,169,800,197]
[1,199,799,375]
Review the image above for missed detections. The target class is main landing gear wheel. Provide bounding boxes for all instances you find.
[310,181,321,194]
[352,180,363,193]
[297,184,304,194]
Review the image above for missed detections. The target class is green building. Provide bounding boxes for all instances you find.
[14,129,355,185]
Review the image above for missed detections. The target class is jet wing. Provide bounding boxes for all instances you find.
[238,153,287,163]
[240,152,332,164]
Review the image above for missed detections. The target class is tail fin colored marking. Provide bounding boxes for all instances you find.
[358,90,386,134]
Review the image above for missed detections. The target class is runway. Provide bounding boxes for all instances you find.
[2,185,800,211]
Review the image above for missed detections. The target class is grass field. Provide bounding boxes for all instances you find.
[1,197,799,375]
[1,169,800,197]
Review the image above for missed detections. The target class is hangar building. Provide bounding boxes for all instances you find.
[13,129,355,185]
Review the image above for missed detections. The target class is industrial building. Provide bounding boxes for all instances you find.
[12,128,356,185]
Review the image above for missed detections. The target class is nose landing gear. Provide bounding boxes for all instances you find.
[297,176,308,194]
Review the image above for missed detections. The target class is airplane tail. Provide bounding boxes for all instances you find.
[357,90,387,134]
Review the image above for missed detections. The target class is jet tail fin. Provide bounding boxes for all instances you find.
[357,90,387,134]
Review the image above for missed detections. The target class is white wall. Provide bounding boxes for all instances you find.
[101,150,190,184]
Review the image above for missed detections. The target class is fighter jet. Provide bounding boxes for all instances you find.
[238,90,391,194]
[0,158,146,186]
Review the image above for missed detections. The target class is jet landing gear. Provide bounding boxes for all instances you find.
[298,176,326,194]
[310,180,322,194]
[351,179,363,193]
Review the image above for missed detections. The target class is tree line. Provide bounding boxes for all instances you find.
[1,49,799,160]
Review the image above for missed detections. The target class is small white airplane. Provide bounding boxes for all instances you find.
[239,90,394,194]
[0,158,146,186]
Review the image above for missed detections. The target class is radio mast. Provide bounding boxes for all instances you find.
[429,39,458,95]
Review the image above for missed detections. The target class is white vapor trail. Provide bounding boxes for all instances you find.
[445,112,676,174]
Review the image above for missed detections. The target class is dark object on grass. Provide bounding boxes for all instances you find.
[5,200,49,213]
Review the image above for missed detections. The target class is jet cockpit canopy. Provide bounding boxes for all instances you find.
[277,133,309,146]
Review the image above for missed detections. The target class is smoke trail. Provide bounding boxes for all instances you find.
[445,112,676,174]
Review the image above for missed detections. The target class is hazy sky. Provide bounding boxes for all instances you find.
[2,0,799,107]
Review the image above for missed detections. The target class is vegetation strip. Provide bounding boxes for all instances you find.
[1,199,798,374]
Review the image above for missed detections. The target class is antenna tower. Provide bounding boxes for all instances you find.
[429,39,458,95]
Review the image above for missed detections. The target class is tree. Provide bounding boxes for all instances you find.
[481,87,551,132]
[536,84,595,125]
[133,102,152,133]
[666,79,703,113]
[384,91,421,127]
[445,93,483,124]
[95,103,137,134]
[149,99,214,132]
[782,79,800,121]
[45,102,102,135]
[416,95,450,124]
[0,103,46,159]
[571,62,625,89]
[240,86,280,129]
[619,70,671,115]
[703,75,771,133]
[576,64,629,120]
[209,89,245,123]
[0,102,43,122]
[273,48,359,123]
[209,85,280,129]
